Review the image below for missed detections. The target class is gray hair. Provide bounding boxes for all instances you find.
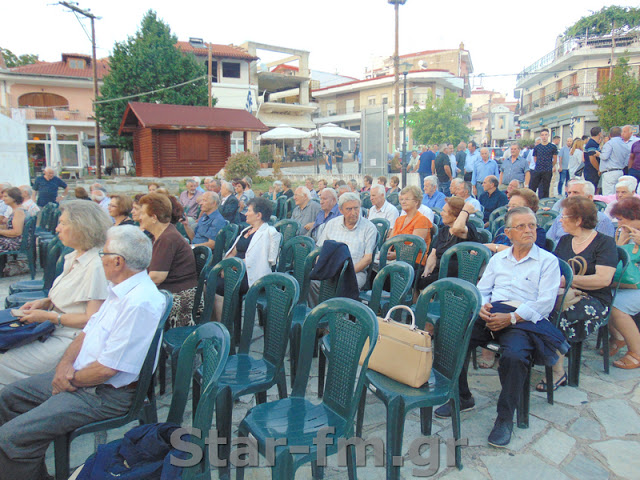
[203,176,214,183]
[370,184,386,197]
[424,175,438,188]
[91,190,106,202]
[211,178,221,188]
[440,143,448,151]
[505,206,536,228]
[19,185,33,196]
[337,184,350,196]
[568,178,595,197]
[616,176,638,193]
[243,176,253,187]
[220,180,233,193]
[185,179,197,186]
[480,147,489,154]
[202,191,220,206]
[106,225,152,272]
[338,192,362,208]
[322,187,338,202]
[60,200,113,251]
[296,186,312,199]
[273,180,283,187]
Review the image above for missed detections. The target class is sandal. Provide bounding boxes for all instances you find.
[478,356,496,369]
[613,351,640,370]
[536,373,567,392]
[598,339,626,357]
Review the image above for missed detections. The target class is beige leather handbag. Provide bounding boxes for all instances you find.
[359,305,433,388]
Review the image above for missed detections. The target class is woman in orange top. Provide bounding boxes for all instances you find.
[388,185,432,265]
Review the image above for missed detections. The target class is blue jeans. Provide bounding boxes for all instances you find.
[557,170,570,196]
[419,172,428,192]
[475,182,485,198]
[438,181,451,197]
[629,168,640,185]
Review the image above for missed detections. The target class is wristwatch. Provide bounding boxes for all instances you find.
[510,312,517,325]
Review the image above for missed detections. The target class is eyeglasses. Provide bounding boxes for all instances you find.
[559,214,574,220]
[98,250,126,262]
[506,223,537,232]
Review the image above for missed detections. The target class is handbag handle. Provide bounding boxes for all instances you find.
[383,305,417,330]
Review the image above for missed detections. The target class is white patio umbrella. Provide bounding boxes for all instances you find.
[48,125,62,172]
[257,124,311,153]
[311,122,360,139]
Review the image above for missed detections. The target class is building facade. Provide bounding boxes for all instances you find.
[516,30,640,141]
[467,89,517,146]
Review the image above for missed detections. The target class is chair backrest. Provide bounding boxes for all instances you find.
[539,198,557,209]
[489,205,508,225]
[594,200,607,212]
[37,203,54,228]
[285,197,296,219]
[368,261,414,316]
[415,278,481,382]
[190,246,213,323]
[211,223,238,265]
[490,214,506,235]
[293,298,378,430]
[47,208,61,233]
[192,246,212,277]
[612,247,631,302]
[223,223,240,251]
[370,218,390,250]
[467,214,485,229]
[438,241,492,284]
[18,216,37,254]
[387,192,399,207]
[275,195,288,220]
[277,236,315,291]
[42,239,64,291]
[544,237,556,252]
[239,273,299,369]
[433,212,441,227]
[536,210,559,227]
[379,233,428,270]
[207,257,246,343]
[166,322,231,480]
[274,219,300,247]
[361,193,372,209]
[299,247,349,305]
[550,258,574,326]
[175,221,191,242]
[476,228,493,244]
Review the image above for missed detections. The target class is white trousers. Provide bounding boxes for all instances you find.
[601,170,623,195]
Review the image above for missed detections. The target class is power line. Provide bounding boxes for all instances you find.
[93,75,207,104]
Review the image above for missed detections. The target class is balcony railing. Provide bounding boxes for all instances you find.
[0,106,83,121]
[314,105,364,118]
[521,82,598,115]
[517,30,640,81]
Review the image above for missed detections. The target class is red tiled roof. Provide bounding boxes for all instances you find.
[175,41,258,61]
[119,102,268,135]
[9,55,110,79]
[312,69,453,93]
[399,49,447,59]
[272,64,299,72]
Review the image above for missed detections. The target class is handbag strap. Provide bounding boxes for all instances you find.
[568,256,588,276]
[384,305,417,330]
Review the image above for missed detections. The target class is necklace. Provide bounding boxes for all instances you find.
[573,230,595,246]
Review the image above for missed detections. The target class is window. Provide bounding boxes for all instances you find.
[346,99,355,113]
[205,61,218,83]
[68,59,85,69]
[326,102,336,115]
[222,62,241,79]
[382,95,388,105]
[368,96,376,106]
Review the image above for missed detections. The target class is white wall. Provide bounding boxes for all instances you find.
[0,113,29,186]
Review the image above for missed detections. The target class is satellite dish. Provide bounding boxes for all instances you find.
[418,60,428,69]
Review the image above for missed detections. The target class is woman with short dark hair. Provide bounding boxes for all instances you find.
[138,193,197,328]
[108,194,135,226]
[0,187,25,253]
[540,195,619,391]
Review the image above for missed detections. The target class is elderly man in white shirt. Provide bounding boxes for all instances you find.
[435,207,562,448]
[18,185,40,218]
[456,181,483,213]
[0,226,166,479]
[368,184,399,226]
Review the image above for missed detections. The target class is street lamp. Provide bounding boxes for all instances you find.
[388,0,407,156]
[400,61,412,187]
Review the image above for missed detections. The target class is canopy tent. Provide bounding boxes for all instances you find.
[311,122,360,139]
[257,124,310,141]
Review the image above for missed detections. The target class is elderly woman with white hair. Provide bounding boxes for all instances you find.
[603,176,639,220]
[0,201,112,389]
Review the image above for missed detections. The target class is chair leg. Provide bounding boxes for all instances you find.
[471,348,478,370]
[568,342,583,387]
[346,444,357,480]
[216,387,234,480]
[420,407,433,436]
[601,325,610,374]
[276,371,288,399]
[53,435,71,480]
[289,325,301,390]
[449,396,463,470]
[595,328,603,349]
[385,398,406,480]
[356,387,367,437]
[158,348,167,395]
[317,346,326,399]
[545,366,554,405]
[517,364,531,429]
[256,391,267,404]
[312,460,325,480]
[192,376,201,423]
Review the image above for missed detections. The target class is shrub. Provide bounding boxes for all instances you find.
[224,152,260,181]
[259,146,274,164]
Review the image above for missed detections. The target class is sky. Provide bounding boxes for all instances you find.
[1,0,628,98]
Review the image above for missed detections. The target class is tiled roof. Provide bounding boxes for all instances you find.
[272,64,299,72]
[312,69,453,93]
[9,55,110,79]
[175,41,258,61]
[119,102,268,135]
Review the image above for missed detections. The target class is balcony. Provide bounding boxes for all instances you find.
[1,106,83,121]
[520,82,598,115]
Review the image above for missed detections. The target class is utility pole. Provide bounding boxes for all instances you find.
[388,0,407,156]
[59,2,102,178]
[487,93,493,147]
[610,21,616,77]
[208,42,213,107]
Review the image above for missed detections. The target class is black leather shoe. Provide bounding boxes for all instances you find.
[488,418,513,448]
[434,397,475,418]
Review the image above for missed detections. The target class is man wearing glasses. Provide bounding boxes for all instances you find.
[435,207,566,448]
[0,226,166,479]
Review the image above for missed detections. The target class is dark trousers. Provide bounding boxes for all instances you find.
[629,168,640,184]
[459,319,535,422]
[529,170,553,198]
[464,172,473,182]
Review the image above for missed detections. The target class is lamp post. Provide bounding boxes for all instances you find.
[400,61,412,187]
[388,0,407,156]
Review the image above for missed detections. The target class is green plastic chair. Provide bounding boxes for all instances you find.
[209,222,235,266]
[212,273,299,479]
[285,196,296,219]
[53,290,174,480]
[544,237,556,252]
[476,228,493,244]
[370,217,391,250]
[0,215,37,279]
[593,200,607,212]
[275,195,288,220]
[274,219,301,247]
[318,261,414,398]
[277,236,315,277]
[175,221,191,242]
[536,209,559,228]
[236,298,379,480]
[489,205,508,225]
[467,214,485,229]
[355,278,482,477]
[9,236,62,294]
[387,192,399,206]
[538,197,558,209]
[490,213,506,236]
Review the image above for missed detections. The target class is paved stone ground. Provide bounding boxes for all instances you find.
[2,242,638,479]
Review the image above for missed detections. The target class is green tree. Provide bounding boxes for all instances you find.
[595,57,640,130]
[408,91,473,145]
[96,10,210,150]
[565,5,640,37]
[0,47,39,67]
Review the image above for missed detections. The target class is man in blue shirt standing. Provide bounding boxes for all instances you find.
[557,137,573,196]
[418,145,436,192]
[183,192,227,249]
[34,167,68,207]
[472,147,500,198]
[529,128,558,199]
[464,141,480,182]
